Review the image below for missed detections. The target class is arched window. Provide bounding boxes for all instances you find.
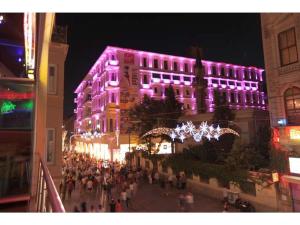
[285,87,300,124]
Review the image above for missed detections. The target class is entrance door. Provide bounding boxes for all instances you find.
[291,183,300,212]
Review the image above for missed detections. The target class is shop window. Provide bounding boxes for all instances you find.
[285,87,300,124]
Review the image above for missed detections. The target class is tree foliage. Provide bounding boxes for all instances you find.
[128,86,183,153]
[212,90,235,127]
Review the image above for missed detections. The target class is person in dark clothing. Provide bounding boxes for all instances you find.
[80,201,87,212]
[73,206,80,212]
[110,199,116,212]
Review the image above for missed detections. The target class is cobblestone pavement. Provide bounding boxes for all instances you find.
[63,180,238,213]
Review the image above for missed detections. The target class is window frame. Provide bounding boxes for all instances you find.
[48,64,58,95]
[278,27,298,67]
[284,87,300,124]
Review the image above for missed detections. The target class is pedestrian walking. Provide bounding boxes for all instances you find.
[178,194,185,212]
[115,199,123,212]
[110,199,116,212]
[90,205,96,212]
[185,192,194,212]
[126,187,132,208]
[73,206,80,212]
[120,189,127,208]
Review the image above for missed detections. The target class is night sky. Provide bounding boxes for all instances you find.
[56,13,264,118]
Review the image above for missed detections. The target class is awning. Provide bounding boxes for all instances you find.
[282,175,300,185]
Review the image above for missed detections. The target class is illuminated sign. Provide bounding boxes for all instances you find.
[272,172,279,183]
[289,157,300,174]
[290,129,300,140]
[0,101,16,114]
[277,119,287,126]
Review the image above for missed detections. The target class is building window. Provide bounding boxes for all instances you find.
[230,92,235,103]
[152,73,160,79]
[184,63,188,73]
[187,104,190,109]
[238,93,242,104]
[212,66,217,75]
[143,75,148,84]
[109,119,114,132]
[163,60,168,70]
[220,67,225,76]
[48,64,57,94]
[279,27,298,66]
[285,87,300,124]
[111,73,116,81]
[246,93,251,104]
[229,68,234,78]
[176,89,180,95]
[46,128,55,164]
[154,87,158,94]
[186,89,190,96]
[111,54,115,60]
[183,76,191,82]
[162,74,170,80]
[111,93,115,103]
[143,57,147,67]
[153,59,158,68]
[173,62,178,71]
[173,75,180,80]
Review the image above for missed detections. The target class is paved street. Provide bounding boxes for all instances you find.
[63,180,237,212]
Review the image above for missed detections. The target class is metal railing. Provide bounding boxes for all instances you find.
[35,156,65,212]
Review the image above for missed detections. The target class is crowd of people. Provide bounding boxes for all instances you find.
[59,150,196,212]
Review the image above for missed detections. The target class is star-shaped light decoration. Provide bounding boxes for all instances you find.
[181,123,187,132]
[170,131,176,141]
[179,133,185,143]
[187,121,195,134]
[193,132,203,142]
[175,125,181,134]
[214,133,220,140]
[206,133,211,141]
[209,125,214,133]
[216,125,221,133]
[200,121,208,133]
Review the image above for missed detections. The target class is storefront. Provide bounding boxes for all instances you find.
[283,157,300,212]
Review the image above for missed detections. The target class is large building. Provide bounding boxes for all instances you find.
[73,46,266,162]
[261,13,300,212]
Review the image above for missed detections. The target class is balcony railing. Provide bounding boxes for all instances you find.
[35,156,65,212]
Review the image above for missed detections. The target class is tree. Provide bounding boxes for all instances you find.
[211,90,236,154]
[254,124,271,165]
[212,90,235,127]
[128,86,183,154]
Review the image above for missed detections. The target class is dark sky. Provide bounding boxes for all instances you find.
[56,13,264,118]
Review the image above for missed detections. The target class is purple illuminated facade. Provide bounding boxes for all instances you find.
[74,46,266,135]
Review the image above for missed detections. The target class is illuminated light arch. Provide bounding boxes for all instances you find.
[141,121,239,143]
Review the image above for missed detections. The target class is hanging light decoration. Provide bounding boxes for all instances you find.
[142,121,239,143]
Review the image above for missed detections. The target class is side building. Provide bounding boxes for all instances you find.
[73,46,267,162]
[261,13,300,212]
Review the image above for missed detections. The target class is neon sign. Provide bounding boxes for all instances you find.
[290,129,300,140]
[1,101,16,114]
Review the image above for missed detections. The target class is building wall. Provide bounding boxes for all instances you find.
[261,14,300,129]
[46,42,68,187]
[261,13,300,212]
[73,46,266,161]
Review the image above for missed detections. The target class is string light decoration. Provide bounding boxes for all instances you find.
[142,121,239,143]
[80,131,104,140]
